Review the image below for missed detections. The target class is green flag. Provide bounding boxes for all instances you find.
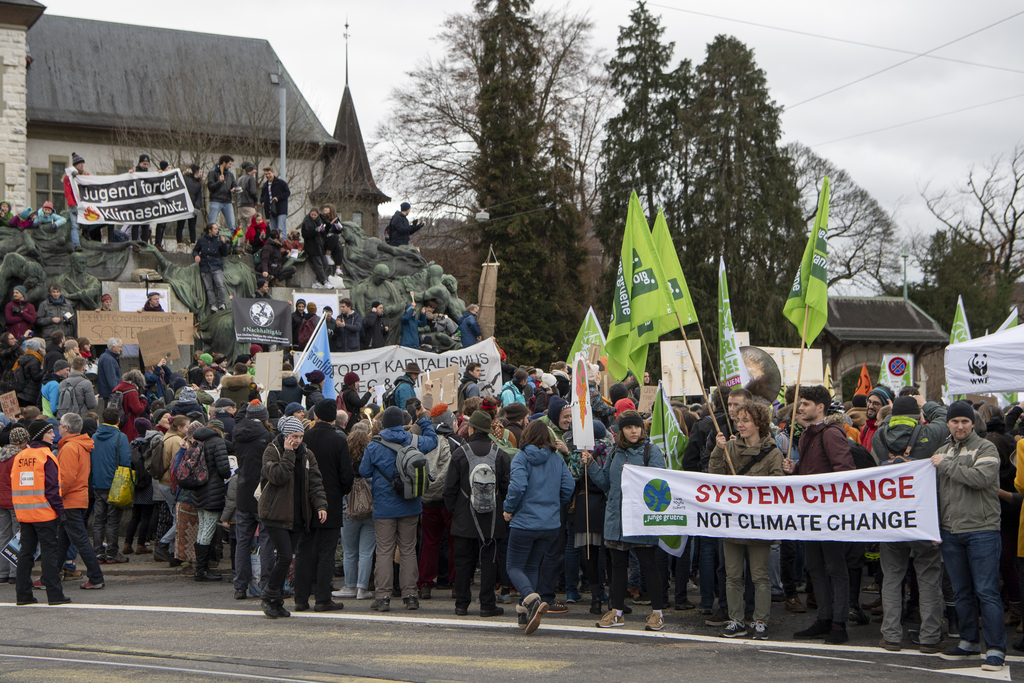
[718,257,750,388]
[606,192,675,380]
[651,208,698,334]
[783,176,830,343]
[650,381,689,557]
[945,295,972,401]
[997,308,1017,406]
[566,306,606,365]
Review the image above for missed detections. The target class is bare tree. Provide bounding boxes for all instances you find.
[787,142,905,292]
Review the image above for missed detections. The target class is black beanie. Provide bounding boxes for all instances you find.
[381,406,404,429]
[852,394,867,408]
[609,383,629,404]
[314,398,337,423]
[617,410,644,431]
[891,396,920,417]
[945,401,975,423]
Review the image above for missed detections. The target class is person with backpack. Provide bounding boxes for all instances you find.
[54,415,103,589]
[297,302,320,348]
[90,407,132,564]
[302,370,326,410]
[708,401,784,640]
[187,420,232,582]
[96,338,123,409]
[503,419,575,634]
[230,402,275,599]
[40,360,70,419]
[443,410,511,617]
[14,337,44,409]
[500,369,528,407]
[457,362,484,414]
[112,370,149,441]
[57,357,98,419]
[337,428,375,600]
[581,410,667,632]
[387,362,421,414]
[122,421,159,557]
[359,405,438,612]
[153,416,188,565]
[385,202,421,246]
[258,416,328,619]
[870,394,949,653]
[782,385,856,645]
[294,399,353,612]
[415,403,462,600]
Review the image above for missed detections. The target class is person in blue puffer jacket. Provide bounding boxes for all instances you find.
[583,409,667,632]
[359,405,437,612]
[503,419,575,635]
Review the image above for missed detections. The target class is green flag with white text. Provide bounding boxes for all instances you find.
[651,208,698,334]
[566,306,607,365]
[718,257,750,388]
[606,192,675,381]
[945,295,972,402]
[783,177,830,343]
[651,381,689,557]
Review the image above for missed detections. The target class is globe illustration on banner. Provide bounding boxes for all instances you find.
[249,301,275,327]
[643,479,672,512]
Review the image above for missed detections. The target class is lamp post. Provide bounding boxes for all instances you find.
[270,70,286,181]
[902,252,909,300]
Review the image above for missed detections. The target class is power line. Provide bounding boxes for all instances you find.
[811,91,1024,147]
[786,8,1024,109]
[647,2,1024,76]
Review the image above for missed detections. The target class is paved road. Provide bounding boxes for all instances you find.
[0,575,1018,682]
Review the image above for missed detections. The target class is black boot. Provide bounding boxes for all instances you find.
[261,588,282,618]
[945,604,960,638]
[590,595,604,616]
[194,543,223,582]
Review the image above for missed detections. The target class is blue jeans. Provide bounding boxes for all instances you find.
[940,528,1006,655]
[270,214,287,235]
[156,483,176,545]
[506,527,558,601]
[69,206,81,248]
[341,515,376,590]
[233,510,273,592]
[208,202,235,230]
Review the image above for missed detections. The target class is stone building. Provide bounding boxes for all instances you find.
[0,2,388,237]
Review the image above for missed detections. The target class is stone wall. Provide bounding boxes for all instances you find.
[0,26,28,208]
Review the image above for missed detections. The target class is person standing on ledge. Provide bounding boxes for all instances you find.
[386,202,422,247]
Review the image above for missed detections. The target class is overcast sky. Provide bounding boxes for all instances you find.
[44,0,1024,277]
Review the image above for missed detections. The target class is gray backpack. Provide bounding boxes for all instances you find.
[459,443,499,540]
[372,434,432,500]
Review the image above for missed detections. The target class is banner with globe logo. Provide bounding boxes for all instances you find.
[621,460,940,542]
[232,298,293,346]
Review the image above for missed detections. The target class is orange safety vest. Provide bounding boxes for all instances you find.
[10,446,59,523]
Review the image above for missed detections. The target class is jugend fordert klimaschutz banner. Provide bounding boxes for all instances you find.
[620,459,939,542]
[69,168,196,224]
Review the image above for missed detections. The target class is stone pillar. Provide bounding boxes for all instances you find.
[0,25,29,209]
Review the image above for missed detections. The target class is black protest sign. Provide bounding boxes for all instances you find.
[232,298,292,345]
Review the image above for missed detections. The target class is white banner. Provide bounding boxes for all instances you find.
[945,324,1024,394]
[621,459,939,542]
[330,338,501,398]
[70,169,195,225]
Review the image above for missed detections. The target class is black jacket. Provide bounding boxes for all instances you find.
[43,342,65,375]
[260,239,287,277]
[238,173,259,208]
[336,311,363,352]
[300,215,325,256]
[190,427,232,511]
[302,383,324,410]
[443,432,510,540]
[15,352,43,406]
[184,173,203,212]
[343,387,371,431]
[207,166,236,204]
[260,177,290,218]
[193,233,229,273]
[276,375,304,405]
[233,419,274,514]
[362,311,386,349]
[301,422,354,528]
[291,311,307,344]
[387,211,420,246]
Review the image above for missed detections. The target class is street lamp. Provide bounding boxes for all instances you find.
[271,70,286,181]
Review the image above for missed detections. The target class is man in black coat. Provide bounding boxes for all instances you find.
[43,331,65,375]
[231,406,276,599]
[386,202,421,246]
[362,302,387,350]
[443,410,510,618]
[294,399,354,611]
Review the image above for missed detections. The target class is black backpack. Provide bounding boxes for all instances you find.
[130,441,153,491]
[384,218,396,245]
[381,385,398,409]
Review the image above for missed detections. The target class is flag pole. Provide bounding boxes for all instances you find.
[675,312,735,476]
[293,311,327,371]
[584,465,590,560]
[786,304,811,462]
[692,319,734,436]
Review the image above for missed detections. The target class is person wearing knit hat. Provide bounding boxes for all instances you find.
[928,400,1004,668]
[134,418,153,436]
[247,400,270,423]
[429,403,456,430]
[543,396,572,441]
[859,387,892,451]
[614,398,635,418]
[313,398,337,423]
[285,402,305,419]
[249,344,263,357]
[27,419,53,443]
[502,402,529,444]
[258,413,328,618]
[359,398,438,611]
[341,372,371,432]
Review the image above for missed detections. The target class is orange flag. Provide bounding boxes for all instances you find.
[854,363,872,397]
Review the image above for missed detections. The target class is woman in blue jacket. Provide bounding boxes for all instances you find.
[503,420,574,635]
[582,410,667,632]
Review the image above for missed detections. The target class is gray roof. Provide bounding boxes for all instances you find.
[26,15,336,145]
[824,296,948,344]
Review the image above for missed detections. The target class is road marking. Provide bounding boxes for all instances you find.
[765,650,1012,680]
[2,602,1022,665]
[0,652,390,683]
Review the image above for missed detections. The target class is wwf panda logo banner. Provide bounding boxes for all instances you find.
[232,298,292,345]
[944,323,1024,394]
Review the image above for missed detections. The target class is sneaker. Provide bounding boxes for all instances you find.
[794,619,833,639]
[211,306,218,313]
[334,587,357,599]
[356,588,373,600]
[848,607,870,626]
[480,607,504,617]
[752,620,768,640]
[879,637,901,651]
[785,597,806,613]
[596,609,625,628]
[32,579,43,590]
[919,640,945,654]
[645,612,665,631]
[632,592,652,605]
[674,600,695,611]
[939,645,981,661]
[418,585,432,600]
[705,608,729,627]
[496,593,513,604]
[314,601,344,612]
[982,655,1005,672]
[565,590,582,604]
[370,596,390,612]
[404,596,419,610]
[721,620,747,638]
[863,582,881,593]
[524,594,548,635]
[234,589,247,599]
[546,601,568,614]
[824,623,849,645]
[79,582,104,590]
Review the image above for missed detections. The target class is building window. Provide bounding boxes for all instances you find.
[352,211,362,227]
[32,159,67,213]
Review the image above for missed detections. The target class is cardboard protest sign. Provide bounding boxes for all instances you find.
[637,386,658,414]
[659,340,701,398]
[0,391,19,419]
[77,311,194,346]
[137,324,179,365]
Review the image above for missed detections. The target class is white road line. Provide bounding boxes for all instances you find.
[2,602,1022,665]
[765,650,1013,681]
[0,652,341,683]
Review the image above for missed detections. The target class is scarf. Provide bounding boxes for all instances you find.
[49,294,67,306]
[12,349,43,373]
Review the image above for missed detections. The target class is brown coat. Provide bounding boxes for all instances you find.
[160,432,184,486]
[258,435,327,531]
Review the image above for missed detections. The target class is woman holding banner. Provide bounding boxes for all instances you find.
[582,410,666,632]
[709,402,784,640]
